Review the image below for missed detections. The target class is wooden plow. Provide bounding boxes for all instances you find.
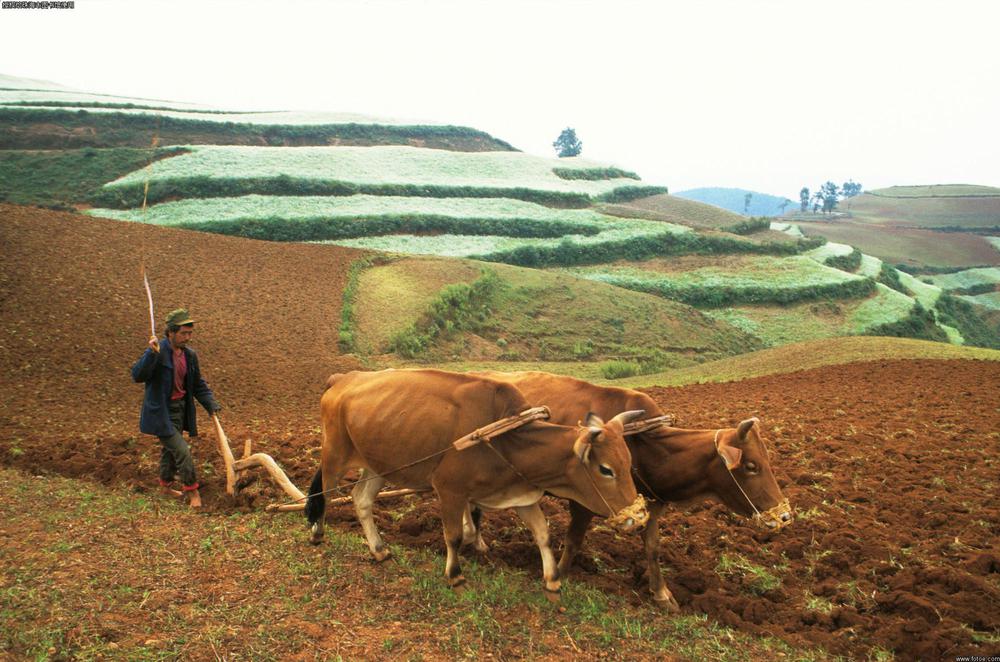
[211,406,554,512]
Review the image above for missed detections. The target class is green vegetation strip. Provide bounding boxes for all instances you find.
[339,256,383,352]
[825,248,863,273]
[0,107,514,149]
[90,176,598,209]
[0,146,185,208]
[722,217,771,235]
[552,166,640,181]
[935,294,1000,349]
[390,269,505,358]
[99,145,655,201]
[572,257,875,307]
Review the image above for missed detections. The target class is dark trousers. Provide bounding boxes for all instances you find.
[158,399,198,488]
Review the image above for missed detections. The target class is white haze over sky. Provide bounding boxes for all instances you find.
[2,0,998,199]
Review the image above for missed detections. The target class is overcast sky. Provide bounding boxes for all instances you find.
[3,0,998,199]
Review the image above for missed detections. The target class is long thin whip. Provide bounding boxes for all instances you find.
[139,117,162,351]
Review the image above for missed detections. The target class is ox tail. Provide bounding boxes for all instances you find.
[305,468,325,525]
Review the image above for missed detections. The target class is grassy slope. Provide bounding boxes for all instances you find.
[0,147,185,208]
[0,467,827,661]
[351,256,762,363]
[704,284,916,347]
[618,336,1000,388]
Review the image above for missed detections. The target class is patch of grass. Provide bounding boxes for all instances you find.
[935,294,1000,349]
[0,146,186,208]
[715,552,784,595]
[0,466,836,661]
[863,301,949,343]
[389,269,505,358]
[552,166,640,181]
[825,247,863,272]
[723,217,772,235]
[338,256,381,352]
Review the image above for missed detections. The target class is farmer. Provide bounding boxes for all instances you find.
[131,308,222,509]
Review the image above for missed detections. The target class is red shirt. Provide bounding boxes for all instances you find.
[171,348,187,401]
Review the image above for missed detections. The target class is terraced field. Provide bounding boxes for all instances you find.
[96,144,659,204]
[567,256,873,307]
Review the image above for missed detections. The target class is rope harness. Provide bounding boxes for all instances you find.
[713,428,791,530]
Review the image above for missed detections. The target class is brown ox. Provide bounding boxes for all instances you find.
[305,368,647,595]
[474,371,792,610]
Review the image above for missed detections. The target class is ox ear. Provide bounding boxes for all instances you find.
[737,417,759,441]
[584,412,604,428]
[607,409,646,433]
[574,431,597,464]
[717,444,742,470]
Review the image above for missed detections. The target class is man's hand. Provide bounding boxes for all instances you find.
[148,336,160,353]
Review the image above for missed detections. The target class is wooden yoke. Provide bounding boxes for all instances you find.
[452,406,551,451]
[219,407,551,513]
[622,414,675,436]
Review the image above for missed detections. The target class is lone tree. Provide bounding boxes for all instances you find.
[553,127,582,158]
[820,181,840,214]
[744,192,753,215]
[841,180,863,198]
[800,187,810,212]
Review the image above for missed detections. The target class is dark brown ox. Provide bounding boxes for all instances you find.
[475,371,792,610]
[305,368,647,595]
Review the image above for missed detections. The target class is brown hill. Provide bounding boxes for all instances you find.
[0,203,363,485]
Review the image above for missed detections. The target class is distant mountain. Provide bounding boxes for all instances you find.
[674,187,796,217]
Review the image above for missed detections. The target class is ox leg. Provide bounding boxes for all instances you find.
[515,503,561,600]
[641,500,679,612]
[439,495,469,588]
[558,500,596,577]
[462,504,488,553]
[353,471,390,562]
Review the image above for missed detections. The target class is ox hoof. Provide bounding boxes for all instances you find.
[372,547,392,563]
[542,586,562,604]
[449,575,467,590]
[653,595,681,613]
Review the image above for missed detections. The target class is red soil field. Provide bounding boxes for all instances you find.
[2,205,998,659]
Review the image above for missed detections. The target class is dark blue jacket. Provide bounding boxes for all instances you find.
[131,337,218,437]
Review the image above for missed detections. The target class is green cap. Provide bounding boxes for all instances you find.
[165,308,195,327]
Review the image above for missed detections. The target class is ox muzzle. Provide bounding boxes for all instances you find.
[754,498,793,531]
[605,494,650,533]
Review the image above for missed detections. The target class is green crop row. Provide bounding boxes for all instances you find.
[863,302,948,342]
[474,232,823,268]
[581,274,877,308]
[595,185,670,203]
[934,294,1000,349]
[389,269,505,358]
[88,176,596,209]
[0,146,186,208]
[166,215,601,242]
[552,167,640,181]
[339,256,384,352]
[0,107,515,150]
[877,263,910,295]
[825,248,863,272]
[722,217,771,235]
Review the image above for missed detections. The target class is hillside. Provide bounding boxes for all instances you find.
[783,184,1000,269]
[674,187,796,217]
[3,73,996,357]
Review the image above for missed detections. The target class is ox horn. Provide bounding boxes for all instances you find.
[608,409,647,432]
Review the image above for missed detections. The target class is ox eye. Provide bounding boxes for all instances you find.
[744,461,759,474]
[598,464,615,478]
